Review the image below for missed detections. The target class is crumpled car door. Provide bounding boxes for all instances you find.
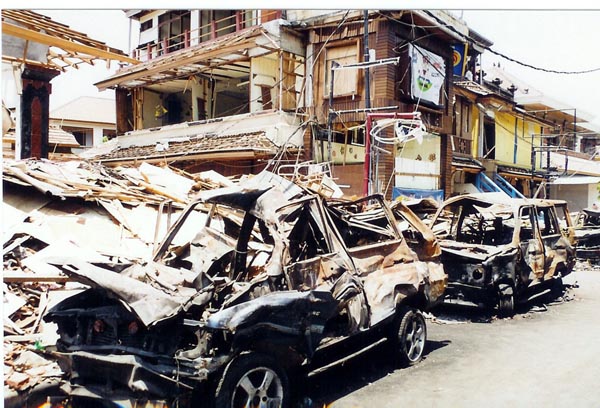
[518,206,545,282]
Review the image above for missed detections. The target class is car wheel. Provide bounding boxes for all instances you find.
[497,293,514,317]
[214,352,289,408]
[551,276,564,299]
[392,307,427,366]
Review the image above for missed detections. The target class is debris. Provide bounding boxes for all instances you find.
[2,158,217,398]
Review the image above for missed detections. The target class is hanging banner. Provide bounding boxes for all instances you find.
[410,44,446,106]
[452,42,469,77]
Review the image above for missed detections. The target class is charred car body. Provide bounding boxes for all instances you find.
[431,193,575,316]
[43,172,446,407]
[574,206,600,262]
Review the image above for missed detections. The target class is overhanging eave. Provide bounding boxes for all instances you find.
[95,26,281,91]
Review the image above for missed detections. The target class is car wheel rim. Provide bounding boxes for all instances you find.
[405,316,425,361]
[232,366,283,408]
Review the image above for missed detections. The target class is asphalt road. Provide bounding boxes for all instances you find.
[304,263,600,408]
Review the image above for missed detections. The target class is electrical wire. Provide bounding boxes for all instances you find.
[421,10,600,75]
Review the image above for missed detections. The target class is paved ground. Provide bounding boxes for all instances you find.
[304,262,600,408]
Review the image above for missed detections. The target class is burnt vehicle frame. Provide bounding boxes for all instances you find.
[430,193,575,316]
[573,206,600,262]
[42,172,446,408]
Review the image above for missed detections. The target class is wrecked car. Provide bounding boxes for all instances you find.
[431,193,575,316]
[390,200,442,263]
[574,206,600,262]
[42,172,446,407]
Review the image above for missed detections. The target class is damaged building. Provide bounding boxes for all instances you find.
[1,10,136,161]
[90,10,307,176]
[81,10,494,200]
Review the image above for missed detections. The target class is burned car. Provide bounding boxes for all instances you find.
[574,206,600,262]
[43,172,446,407]
[431,193,575,316]
[390,200,442,263]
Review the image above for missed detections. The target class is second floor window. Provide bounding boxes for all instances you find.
[158,11,191,53]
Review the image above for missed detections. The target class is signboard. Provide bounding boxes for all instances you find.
[410,44,446,106]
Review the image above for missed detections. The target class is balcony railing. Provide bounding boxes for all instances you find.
[133,10,282,62]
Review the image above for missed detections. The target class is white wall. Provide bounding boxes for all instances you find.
[395,133,441,190]
[550,183,599,213]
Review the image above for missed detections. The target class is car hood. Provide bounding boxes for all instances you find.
[47,259,214,327]
[438,240,511,262]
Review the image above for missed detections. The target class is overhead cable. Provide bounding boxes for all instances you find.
[419,10,600,75]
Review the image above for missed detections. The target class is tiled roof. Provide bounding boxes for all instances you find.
[50,97,115,124]
[3,125,80,147]
[96,131,280,162]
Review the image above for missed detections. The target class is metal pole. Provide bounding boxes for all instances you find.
[574,108,580,152]
[363,10,370,111]
[327,61,338,165]
[363,115,372,196]
[363,10,373,194]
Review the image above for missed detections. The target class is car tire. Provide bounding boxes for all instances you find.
[497,293,514,317]
[214,352,289,408]
[551,276,564,299]
[391,307,427,366]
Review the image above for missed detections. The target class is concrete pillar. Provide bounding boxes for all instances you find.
[93,127,103,146]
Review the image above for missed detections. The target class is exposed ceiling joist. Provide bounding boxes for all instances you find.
[3,22,139,65]
[96,39,259,90]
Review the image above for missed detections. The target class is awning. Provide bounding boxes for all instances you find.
[550,176,600,185]
[95,26,280,91]
[494,163,547,181]
[452,155,484,173]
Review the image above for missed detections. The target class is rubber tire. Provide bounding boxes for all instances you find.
[551,277,564,300]
[391,307,427,367]
[214,352,289,408]
[497,294,515,318]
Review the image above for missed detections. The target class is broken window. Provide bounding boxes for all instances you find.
[483,118,496,159]
[327,197,398,248]
[324,42,359,97]
[445,202,514,246]
[518,206,536,241]
[536,207,559,237]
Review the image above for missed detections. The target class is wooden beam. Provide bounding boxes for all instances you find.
[96,40,261,90]
[2,22,139,65]
[3,274,70,283]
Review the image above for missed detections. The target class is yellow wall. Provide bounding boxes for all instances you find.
[471,104,480,156]
[494,111,541,168]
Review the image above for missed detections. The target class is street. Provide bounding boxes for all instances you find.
[304,263,600,408]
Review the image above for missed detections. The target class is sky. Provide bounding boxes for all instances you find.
[14,7,600,129]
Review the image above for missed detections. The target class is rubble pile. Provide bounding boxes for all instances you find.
[3,281,65,394]
[2,158,220,400]
[3,158,202,204]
